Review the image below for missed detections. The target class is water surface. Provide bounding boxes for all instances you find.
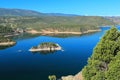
[0,27,114,80]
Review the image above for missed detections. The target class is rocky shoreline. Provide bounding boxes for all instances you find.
[61,72,83,80]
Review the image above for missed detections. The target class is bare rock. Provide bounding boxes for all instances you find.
[61,72,83,80]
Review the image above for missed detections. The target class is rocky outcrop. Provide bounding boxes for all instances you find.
[61,72,83,80]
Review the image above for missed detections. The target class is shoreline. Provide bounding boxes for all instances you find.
[61,71,83,80]
[26,29,101,35]
[0,42,16,46]
[29,47,61,52]
[4,33,19,37]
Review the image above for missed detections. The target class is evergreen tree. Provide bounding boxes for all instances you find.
[82,27,120,80]
[105,52,120,80]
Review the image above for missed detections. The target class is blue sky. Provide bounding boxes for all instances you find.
[0,0,120,16]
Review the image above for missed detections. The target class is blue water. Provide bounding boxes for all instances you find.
[0,27,114,80]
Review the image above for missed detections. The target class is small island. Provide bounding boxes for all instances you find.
[29,42,62,52]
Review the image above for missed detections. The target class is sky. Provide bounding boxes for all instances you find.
[0,0,120,16]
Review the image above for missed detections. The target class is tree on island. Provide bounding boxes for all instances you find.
[38,42,59,48]
[82,27,120,80]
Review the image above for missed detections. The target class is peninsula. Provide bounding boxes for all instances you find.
[29,42,62,52]
[0,36,16,46]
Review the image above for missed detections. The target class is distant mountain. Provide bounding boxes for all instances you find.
[0,8,45,16]
[104,16,120,24]
[0,8,79,16]
[45,13,79,16]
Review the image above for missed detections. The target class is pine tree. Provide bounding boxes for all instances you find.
[82,27,120,80]
[105,51,120,80]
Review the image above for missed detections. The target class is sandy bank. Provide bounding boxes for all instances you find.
[27,29,101,35]
[0,42,16,46]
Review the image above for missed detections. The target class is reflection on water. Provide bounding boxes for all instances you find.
[11,33,82,40]
[10,33,40,40]
[11,32,101,40]
[31,50,57,55]
[42,33,81,38]
[0,45,15,50]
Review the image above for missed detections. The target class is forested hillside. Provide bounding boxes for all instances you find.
[0,16,115,33]
[82,27,120,80]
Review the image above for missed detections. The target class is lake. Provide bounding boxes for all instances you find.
[0,27,116,80]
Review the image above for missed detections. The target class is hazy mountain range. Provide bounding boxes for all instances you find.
[0,8,79,16]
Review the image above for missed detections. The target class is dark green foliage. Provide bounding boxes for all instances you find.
[105,52,120,80]
[31,42,59,50]
[82,27,120,80]
[38,42,59,48]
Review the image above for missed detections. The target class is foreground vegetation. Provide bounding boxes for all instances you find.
[82,27,120,80]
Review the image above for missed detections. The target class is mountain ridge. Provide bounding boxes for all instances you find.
[0,8,45,16]
[0,8,79,16]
